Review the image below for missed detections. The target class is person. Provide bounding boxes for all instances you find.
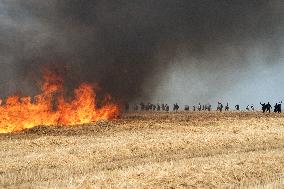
[225,103,229,111]
[198,103,201,111]
[207,103,212,111]
[193,105,196,111]
[274,102,282,113]
[217,102,220,111]
[153,104,156,111]
[217,102,223,112]
[278,102,282,113]
[173,103,179,111]
[266,102,272,113]
[220,103,223,112]
[246,105,249,111]
[235,104,240,111]
[147,102,152,110]
[161,104,165,111]
[251,104,254,111]
[157,104,161,111]
[274,103,278,113]
[260,102,266,113]
[165,104,169,111]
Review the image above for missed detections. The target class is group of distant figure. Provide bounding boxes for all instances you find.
[132,102,171,112]
[125,101,283,113]
[260,101,282,113]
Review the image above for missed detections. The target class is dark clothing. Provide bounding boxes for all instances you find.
[260,102,266,113]
[235,105,240,111]
[266,103,272,113]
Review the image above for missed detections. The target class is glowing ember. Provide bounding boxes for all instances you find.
[0,71,119,133]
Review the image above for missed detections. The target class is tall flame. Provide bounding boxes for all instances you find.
[0,70,119,133]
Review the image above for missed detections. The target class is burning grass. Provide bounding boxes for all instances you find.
[0,70,119,133]
[1,111,284,188]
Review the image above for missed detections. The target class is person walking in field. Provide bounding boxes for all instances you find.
[217,102,223,112]
[225,103,229,111]
[274,103,278,113]
[165,104,169,111]
[173,103,179,111]
[266,102,272,113]
[157,104,161,111]
[246,105,250,111]
[161,104,165,111]
[278,102,282,113]
[274,102,282,113]
[198,103,201,111]
[235,104,240,111]
[260,102,266,113]
[207,103,212,111]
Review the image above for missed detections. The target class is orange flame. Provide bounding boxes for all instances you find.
[0,71,119,133]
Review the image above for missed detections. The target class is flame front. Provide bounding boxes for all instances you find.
[0,71,119,133]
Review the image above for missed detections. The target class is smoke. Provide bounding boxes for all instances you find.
[0,0,283,105]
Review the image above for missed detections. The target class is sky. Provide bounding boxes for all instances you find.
[0,0,283,108]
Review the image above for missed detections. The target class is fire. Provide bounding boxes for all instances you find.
[0,70,120,133]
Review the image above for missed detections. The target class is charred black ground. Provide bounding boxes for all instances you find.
[0,0,283,103]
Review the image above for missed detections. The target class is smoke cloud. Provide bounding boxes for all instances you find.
[0,0,283,106]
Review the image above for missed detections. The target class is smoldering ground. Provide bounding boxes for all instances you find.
[0,0,283,104]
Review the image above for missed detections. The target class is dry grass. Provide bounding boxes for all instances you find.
[1,111,284,188]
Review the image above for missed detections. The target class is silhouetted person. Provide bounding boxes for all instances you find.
[274,102,282,113]
[173,103,179,111]
[217,102,223,112]
[225,103,229,111]
[251,104,254,111]
[193,105,196,111]
[147,103,153,110]
[157,104,161,111]
[198,103,201,111]
[274,103,278,112]
[165,104,169,111]
[266,102,272,113]
[278,102,282,113]
[246,105,249,111]
[260,102,266,113]
[207,104,212,111]
[235,104,240,111]
[162,104,165,111]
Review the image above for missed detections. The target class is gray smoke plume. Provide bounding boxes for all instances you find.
[0,0,283,106]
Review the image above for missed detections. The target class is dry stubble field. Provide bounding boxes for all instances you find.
[1,111,284,188]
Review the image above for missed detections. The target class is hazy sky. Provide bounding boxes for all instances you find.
[0,0,283,107]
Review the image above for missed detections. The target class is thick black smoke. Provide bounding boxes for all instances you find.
[0,0,283,103]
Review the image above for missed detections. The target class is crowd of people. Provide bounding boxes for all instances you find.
[126,101,282,113]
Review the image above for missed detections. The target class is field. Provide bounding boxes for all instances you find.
[1,111,284,188]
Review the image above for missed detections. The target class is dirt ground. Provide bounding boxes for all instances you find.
[1,111,284,188]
